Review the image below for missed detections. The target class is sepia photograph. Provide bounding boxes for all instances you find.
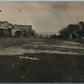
[0,1,84,82]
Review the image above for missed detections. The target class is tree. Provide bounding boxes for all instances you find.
[59,24,79,39]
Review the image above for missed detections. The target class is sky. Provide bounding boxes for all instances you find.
[0,2,84,34]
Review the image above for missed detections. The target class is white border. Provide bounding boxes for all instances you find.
[0,0,84,1]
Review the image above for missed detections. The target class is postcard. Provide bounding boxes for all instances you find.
[0,1,84,83]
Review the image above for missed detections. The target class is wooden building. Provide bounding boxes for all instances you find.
[0,28,11,37]
[0,21,37,38]
[0,21,12,37]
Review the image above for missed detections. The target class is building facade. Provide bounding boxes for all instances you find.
[0,21,37,38]
[0,21,12,37]
[12,24,37,38]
